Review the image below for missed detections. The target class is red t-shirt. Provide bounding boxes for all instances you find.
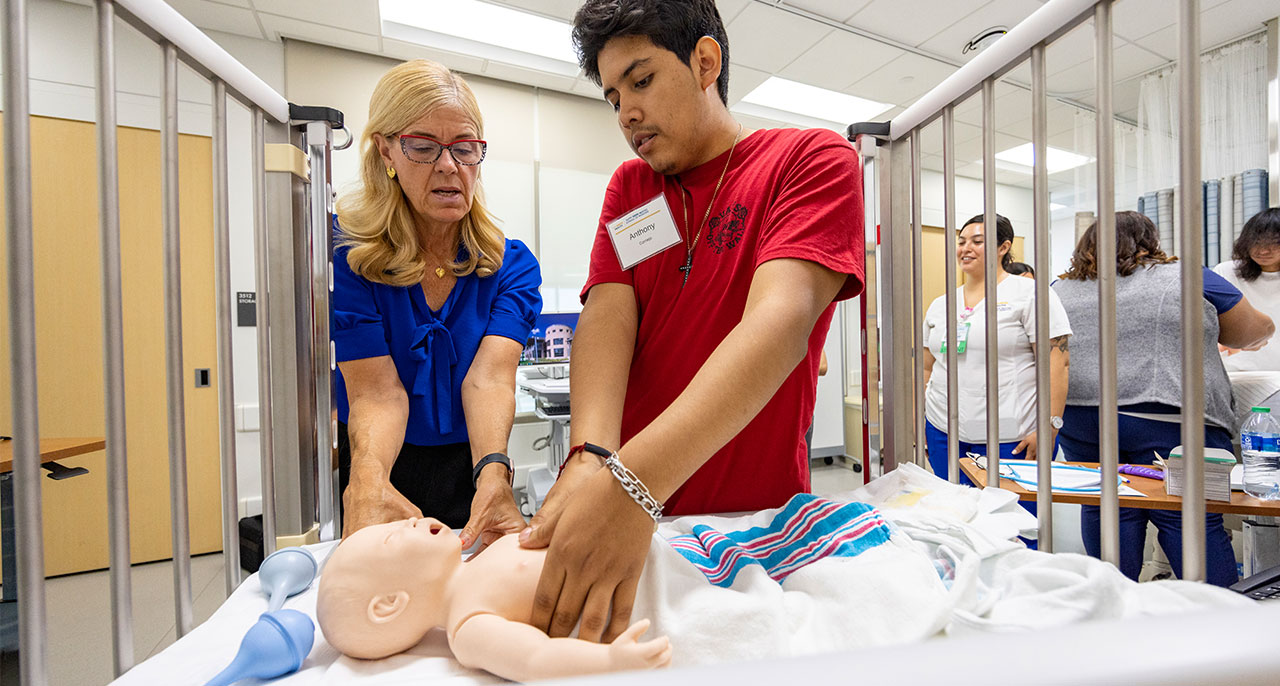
[580,127,864,515]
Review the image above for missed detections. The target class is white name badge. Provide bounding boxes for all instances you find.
[605,192,682,270]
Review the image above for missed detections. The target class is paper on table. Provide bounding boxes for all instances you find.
[995,461,1145,497]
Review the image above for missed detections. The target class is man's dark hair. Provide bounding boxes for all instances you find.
[962,212,1016,271]
[1231,208,1280,282]
[572,0,730,106]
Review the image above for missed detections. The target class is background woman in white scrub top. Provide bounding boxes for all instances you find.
[921,214,1072,483]
[1214,208,1280,372]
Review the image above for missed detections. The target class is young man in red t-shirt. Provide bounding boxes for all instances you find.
[519,0,864,643]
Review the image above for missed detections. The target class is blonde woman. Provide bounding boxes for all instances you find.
[334,60,542,549]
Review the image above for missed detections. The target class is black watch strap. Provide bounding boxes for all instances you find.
[473,452,513,488]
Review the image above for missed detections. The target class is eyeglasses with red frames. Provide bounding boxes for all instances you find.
[395,134,487,166]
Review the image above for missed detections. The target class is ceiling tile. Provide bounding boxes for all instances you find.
[259,14,382,52]
[1111,0,1177,42]
[1046,101,1078,136]
[847,0,990,49]
[715,0,754,24]
[916,0,1046,62]
[252,0,381,35]
[1199,0,1274,47]
[726,63,771,108]
[165,0,263,40]
[783,0,875,23]
[844,51,956,107]
[1135,0,1271,60]
[1044,23,1098,76]
[1113,42,1167,81]
[726,2,833,72]
[488,0,582,22]
[778,29,904,92]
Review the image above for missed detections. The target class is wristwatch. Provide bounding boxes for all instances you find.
[472,452,513,488]
[1050,415,1064,430]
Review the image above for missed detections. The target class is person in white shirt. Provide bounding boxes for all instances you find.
[1213,208,1280,372]
[922,214,1072,483]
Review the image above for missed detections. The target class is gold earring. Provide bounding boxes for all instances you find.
[386,167,397,179]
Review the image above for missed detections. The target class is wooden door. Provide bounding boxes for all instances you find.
[0,115,222,577]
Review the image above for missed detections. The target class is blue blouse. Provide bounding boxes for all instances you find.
[332,234,542,446]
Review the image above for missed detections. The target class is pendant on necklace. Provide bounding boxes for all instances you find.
[435,267,446,278]
[679,253,692,288]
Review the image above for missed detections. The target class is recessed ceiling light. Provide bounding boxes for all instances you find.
[380,0,577,68]
[739,77,892,128]
[993,143,1092,174]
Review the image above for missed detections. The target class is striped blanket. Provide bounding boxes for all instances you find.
[667,494,892,588]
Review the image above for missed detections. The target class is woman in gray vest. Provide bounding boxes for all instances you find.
[1053,211,1274,586]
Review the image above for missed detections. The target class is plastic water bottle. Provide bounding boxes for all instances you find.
[1241,406,1280,500]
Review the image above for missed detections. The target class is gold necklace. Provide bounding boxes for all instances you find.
[676,124,742,288]
[435,266,447,278]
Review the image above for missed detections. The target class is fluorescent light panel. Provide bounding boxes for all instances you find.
[380,0,577,65]
[740,77,891,127]
[994,143,1092,174]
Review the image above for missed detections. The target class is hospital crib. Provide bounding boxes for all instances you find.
[2,0,344,682]
[5,0,1280,685]
[838,0,1280,681]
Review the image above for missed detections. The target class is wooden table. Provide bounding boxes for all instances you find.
[0,436,105,474]
[958,457,1280,517]
[1,437,104,655]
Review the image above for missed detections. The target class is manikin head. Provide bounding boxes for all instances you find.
[317,518,462,659]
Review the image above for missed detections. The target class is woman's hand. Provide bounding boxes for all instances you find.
[460,465,526,550]
[1013,431,1041,460]
[342,472,423,539]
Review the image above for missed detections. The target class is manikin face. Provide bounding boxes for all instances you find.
[957,222,1010,278]
[1249,240,1280,272]
[598,35,717,176]
[376,105,481,232]
[318,517,460,659]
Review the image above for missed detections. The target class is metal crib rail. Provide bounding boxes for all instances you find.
[3,0,341,682]
[848,0,1209,573]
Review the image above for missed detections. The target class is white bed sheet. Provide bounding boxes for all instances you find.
[112,464,1251,685]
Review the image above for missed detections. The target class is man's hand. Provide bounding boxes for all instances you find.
[341,473,422,539]
[527,468,653,643]
[460,465,526,549]
[519,451,603,548]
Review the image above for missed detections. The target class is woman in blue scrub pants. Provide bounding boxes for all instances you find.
[921,214,1073,484]
[1053,211,1275,587]
[332,60,542,550]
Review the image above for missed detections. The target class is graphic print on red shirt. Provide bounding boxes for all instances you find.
[581,127,865,516]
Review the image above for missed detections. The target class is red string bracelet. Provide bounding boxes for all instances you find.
[558,443,587,479]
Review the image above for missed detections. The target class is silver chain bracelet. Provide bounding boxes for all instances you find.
[583,443,663,523]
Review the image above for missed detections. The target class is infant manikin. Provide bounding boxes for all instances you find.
[316,517,671,682]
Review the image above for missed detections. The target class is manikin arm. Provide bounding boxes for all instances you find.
[450,614,671,681]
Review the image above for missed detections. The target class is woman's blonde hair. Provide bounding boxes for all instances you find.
[336,59,504,286]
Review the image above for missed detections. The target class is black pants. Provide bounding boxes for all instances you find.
[337,422,474,530]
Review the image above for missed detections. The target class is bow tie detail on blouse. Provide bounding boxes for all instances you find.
[409,319,458,435]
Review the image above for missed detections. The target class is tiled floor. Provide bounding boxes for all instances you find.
[2,552,231,686]
[7,458,862,685]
